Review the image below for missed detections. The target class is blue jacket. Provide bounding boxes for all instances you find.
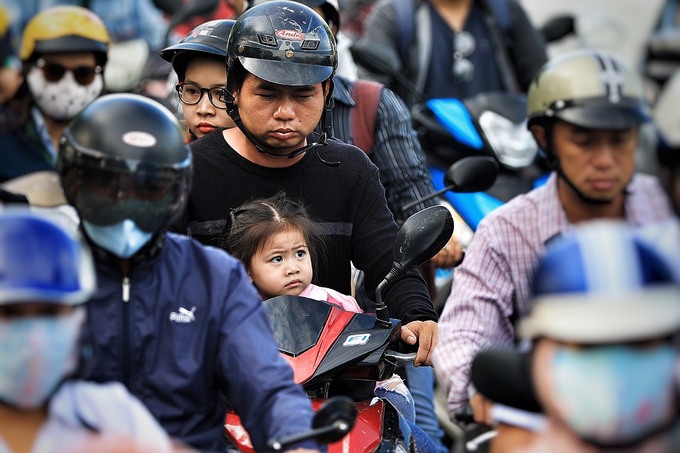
[79,232,317,452]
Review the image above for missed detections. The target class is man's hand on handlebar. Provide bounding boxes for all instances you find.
[400,320,438,366]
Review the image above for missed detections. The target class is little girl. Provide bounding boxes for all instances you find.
[223,192,417,424]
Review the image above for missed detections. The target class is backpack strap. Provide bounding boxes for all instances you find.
[479,0,519,91]
[394,0,416,64]
[349,79,384,154]
[481,0,512,32]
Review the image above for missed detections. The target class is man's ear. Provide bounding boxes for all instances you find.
[232,86,240,106]
[529,124,547,150]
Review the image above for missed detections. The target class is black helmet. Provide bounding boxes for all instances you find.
[527,49,650,131]
[159,19,235,79]
[247,0,340,31]
[58,93,192,259]
[227,0,337,89]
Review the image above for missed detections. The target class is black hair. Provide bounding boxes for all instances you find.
[223,192,327,280]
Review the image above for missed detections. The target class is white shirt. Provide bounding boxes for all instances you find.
[0,380,173,453]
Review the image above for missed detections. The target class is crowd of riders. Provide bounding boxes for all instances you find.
[0,1,679,452]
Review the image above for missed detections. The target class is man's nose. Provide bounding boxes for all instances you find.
[273,98,295,119]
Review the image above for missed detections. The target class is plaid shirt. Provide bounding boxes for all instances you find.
[432,172,674,417]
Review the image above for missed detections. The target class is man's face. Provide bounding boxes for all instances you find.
[552,121,638,203]
[233,73,327,156]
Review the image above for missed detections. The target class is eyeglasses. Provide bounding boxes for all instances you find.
[36,58,102,86]
[452,31,476,84]
[175,82,227,109]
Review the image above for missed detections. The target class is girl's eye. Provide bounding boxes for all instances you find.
[295,250,306,258]
[270,256,283,263]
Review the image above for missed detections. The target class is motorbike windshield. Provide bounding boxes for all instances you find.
[264,295,331,356]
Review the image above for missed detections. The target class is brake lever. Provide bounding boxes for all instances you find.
[383,351,417,363]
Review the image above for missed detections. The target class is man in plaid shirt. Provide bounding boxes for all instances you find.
[433,49,675,426]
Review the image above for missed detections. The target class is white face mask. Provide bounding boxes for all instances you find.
[0,308,84,409]
[27,65,103,121]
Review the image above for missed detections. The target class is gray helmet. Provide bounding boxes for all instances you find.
[226,0,337,89]
[527,49,650,131]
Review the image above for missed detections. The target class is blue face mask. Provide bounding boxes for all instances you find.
[0,309,84,408]
[83,219,153,259]
[549,344,677,447]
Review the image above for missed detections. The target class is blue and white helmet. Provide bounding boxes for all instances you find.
[0,209,96,305]
[520,220,680,343]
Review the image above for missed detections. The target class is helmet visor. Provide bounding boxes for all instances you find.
[554,97,650,130]
[240,56,333,86]
[61,149,191,233]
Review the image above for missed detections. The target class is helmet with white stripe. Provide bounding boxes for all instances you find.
[520,220,680,343]
[527,49,650,131]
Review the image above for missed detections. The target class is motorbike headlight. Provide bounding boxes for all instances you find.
[479,111,538,169]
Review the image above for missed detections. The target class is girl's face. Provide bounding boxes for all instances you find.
[248,228,313,300]
[181,57,235,139]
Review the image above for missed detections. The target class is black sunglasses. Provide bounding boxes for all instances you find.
[35,58,102,86]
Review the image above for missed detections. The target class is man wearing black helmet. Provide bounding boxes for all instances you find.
[433,50,675,427]
[174,0,439,366]
[58,93,322,452]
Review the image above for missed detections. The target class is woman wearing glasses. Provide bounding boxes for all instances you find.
[0,6,109,183]
[160,20,236,142]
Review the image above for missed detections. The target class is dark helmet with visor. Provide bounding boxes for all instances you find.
[226,0,337,91]
[159,19,235,80]
[225,0,338,156]
[58,93,192,259]
[247,0,341,31]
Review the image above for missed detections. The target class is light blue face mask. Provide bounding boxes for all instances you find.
[83,219,153,259]
[550,344,677,447]
[0,309,85,409]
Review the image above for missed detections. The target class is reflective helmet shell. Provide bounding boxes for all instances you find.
[0,209,96,305]
[19,5,110,64]
[520,221,680,343]
[159,19,235,78]
[248,0,341,30]
[58,93,192,237]
[527,50,650,130]
[227,0,337,87]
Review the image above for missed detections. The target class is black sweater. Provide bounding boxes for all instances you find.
[173,131,437,324]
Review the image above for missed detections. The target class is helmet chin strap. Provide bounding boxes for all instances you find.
[555,166,618,206]
[543,126,624,206]
[226,82,339,166]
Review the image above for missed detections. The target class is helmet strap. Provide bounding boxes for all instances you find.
[226,79,336,161]
[542,121,621,206]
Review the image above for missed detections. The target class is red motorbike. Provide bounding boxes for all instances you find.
[225,205,455,452]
